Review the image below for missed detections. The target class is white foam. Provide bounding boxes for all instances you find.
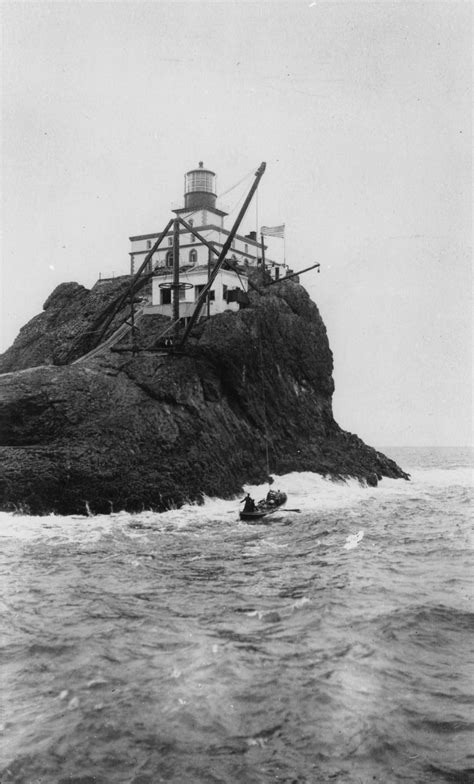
[0,511,117,543]
[343,530,364,550]
[0,462,470,544]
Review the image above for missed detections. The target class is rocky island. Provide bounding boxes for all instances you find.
[0,272,408,515]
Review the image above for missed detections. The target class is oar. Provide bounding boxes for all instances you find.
[266,507,301,514]
[228,507,301,514]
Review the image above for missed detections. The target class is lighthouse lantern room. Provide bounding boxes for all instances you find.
[184,162,217,211]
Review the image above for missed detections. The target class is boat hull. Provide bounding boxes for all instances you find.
[239,510,268,521]
[239,491,287,522]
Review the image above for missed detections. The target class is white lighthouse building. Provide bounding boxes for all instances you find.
[128,163,281,320]
[129,162,265,273]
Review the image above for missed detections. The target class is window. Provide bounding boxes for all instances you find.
[190,234,195,243]
[147,240,152,249]
[168,237,173,246]
[231,240,235,249]
[166,250,173,267]
[187,171,212,193]
[161,289,171,305]
[194,284,214,302]
[189,219,194,227]
[189,249,197,264]
[195,284,206,301]
[245,244,248,254]
[275,267,280,280]
[223,284,228,301]
[179,288,186,300]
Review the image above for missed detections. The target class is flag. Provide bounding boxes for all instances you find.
[261,225,285,238]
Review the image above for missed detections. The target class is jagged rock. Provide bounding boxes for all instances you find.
[0,277,409,514]
[0,276,138,372]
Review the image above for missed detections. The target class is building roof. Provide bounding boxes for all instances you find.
[153,263,248,278]
[130,223,264,248]
[173,205,228,218]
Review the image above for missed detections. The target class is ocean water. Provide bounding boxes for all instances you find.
[0,447,472,784]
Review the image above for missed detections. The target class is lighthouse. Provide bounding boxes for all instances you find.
[129,162,265,273]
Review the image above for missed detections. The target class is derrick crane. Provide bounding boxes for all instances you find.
[65,163,266,362]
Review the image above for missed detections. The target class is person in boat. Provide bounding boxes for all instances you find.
[266,490,278,507]
[241,493,256,513]
[262,489,286,509]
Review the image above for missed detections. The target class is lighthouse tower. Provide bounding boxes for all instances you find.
[184,162,216,210]
[173,161,228,226]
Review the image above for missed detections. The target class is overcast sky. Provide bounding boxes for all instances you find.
[1,1,471,447]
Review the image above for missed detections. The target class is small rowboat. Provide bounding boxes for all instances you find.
[239,490,287,522]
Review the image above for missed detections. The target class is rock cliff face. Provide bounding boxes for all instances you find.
[0,276,140,372]
[0,276,408,514]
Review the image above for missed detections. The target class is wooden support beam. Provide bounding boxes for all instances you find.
[92,218,174,347]
[265,262,321,285]
[177,217,261,293]
[172,218,180,330]
[218,258,262,293]
[176,217,220,258]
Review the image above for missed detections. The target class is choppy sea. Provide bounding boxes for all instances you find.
[0,446,472,784]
